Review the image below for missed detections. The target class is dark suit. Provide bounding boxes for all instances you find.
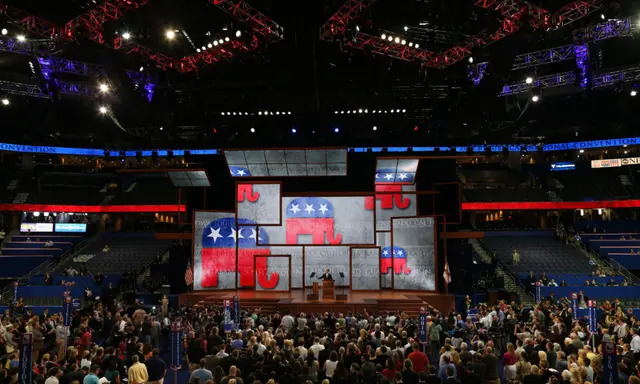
[319,273,333,281]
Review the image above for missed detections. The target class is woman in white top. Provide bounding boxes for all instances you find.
[323,351,339,378]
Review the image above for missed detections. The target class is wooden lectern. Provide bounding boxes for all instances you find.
[322,280,335,300]
[307,282,319,301]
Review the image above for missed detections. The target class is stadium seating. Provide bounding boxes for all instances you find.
[579,230,640,270]
[56,232,172,274]
[0,234,85,278]
[516,273,625,286]
[549,166,640,201]
[482,231,594,275]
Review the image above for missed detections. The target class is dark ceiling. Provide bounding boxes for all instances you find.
[0,0,639,150]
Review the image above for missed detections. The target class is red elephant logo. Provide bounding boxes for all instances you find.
[381,246,411,275]
[365,185,411,210]
[200,218,278,289]
[285,198,342,245]
[237,184,260,202]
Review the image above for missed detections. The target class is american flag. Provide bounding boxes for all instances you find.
[443,260,451,284]
[185,259,193,286]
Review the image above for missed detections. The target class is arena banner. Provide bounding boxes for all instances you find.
[54,223,87,233]
[376,232,393,289]
[418,307,428,343]
[571,293,578,321]
[351,248,380,290]
[233,296,240,326]
[588,300,597,333]
[550,162,576,171]
[602,340,619,384]
[236,183,281,225]
[63,296,72,326]
[170,322,182,370]
[391,217,436,290]
[535,282,541,303]
[18,333,33,384]
[223,300,233,332]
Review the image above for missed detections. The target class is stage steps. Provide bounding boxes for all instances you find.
[376,296,426,317]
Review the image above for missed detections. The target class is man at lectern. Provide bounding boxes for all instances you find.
[318,269,333,281]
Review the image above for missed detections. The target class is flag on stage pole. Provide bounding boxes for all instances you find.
[184,259,193,286]
[443,260,451,284]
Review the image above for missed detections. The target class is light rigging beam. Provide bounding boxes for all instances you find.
[63,0,152,43]
[210,0,283,41]
[320,0,378,40]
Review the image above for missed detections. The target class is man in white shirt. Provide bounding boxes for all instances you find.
[629,328,640,356]
[309,337,324,359]
[44,367,63,384]
[281,311,295,331]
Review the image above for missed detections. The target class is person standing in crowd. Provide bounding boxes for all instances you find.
[127,355,148,384]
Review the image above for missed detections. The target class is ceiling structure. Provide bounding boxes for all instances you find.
[0,0,638,150]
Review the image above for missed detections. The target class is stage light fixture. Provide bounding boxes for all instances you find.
[340,111,344,114]
[196,48,201,53]
[258,111,263,115]
[250,127,255,133]
[221,112,225,116]
[352,110,357,114]
[165,30,176,40]
[16,34,25,42]
[468,56,474,63]
[334,127,340,133]
[269,111,274,115]
[1,98,9,106]
[244,112,249,116]
[388,36,393,41]
[347,110,351,114]
[225,37,230,42]
[232,112,237,115]
[236,30,242,37]
[207,43,213,48]
[335,111,338,114]
[287,111,292,115]
[201,46,206,50]
[531,95,540,102]
[631,89,638,97]
[358,109,363,113]
[394,37,400,43]
[372,126,377,131]
[402,109,406,113]
[291,128,297,133]
[414,125,419,131]
[139,66,144,72]
[98,83,109,93]
[526,76,533,84]
[415,44,420,48]
[364,109,368,113]
[579,149,585,153]
[1,28,7,36]
[381,33,386,39]
[214,40,219,46]
[401,40,406,45]
[99,105,108,114]
[600,13,605,20]
[122,32,131,40]
[404,26,409,31]
[218,39,224,44]
[408,42,413,47]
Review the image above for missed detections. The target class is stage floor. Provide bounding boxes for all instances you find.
[179,289,454,315]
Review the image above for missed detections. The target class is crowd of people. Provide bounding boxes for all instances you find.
[0,285,638,384]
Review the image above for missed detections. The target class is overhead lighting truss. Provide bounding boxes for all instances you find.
[2,0,282,73]
[321,0,602,68]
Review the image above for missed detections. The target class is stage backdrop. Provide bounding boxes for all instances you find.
[192,183,436,291]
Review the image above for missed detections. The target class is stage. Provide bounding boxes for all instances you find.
[179,289,454,317]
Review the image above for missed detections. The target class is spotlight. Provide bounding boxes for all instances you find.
[16,34,25,42]
[259,111,263,115]
[355,25,360,31]
[347,110,351,114]
[1,98,9,106]
[196,48,201,53]
[250,127,255,133]
[139,66,144,72]
[352,110,357,114]
[207,43,213,48]
[122,32,131,40]
[394,37,400,43]
[387,36,393,41]
[98,83,109,93]
[389,109,394,113]
[396,109,401,113]
[381,33,386,39]
[287,111,292,115]
[600,13,605,20]
[165,30,176,40]
[201,46,206,50]
[334,127,340,133]
[291,128,297,133]
[214,40,219,46]
[525,76,533,84]
[1,28,7,36]
[232,112,237,115]
[404,26,409,31]
[358,109,363,113]
[401,40,406,45]
[218,39,224,44]
[364,109,368,113]
[236,30,242,37]
[99,105,108,114]
[579,149,584,153]
[468,56,474,63]
[531,95,540,102]
[415,44,420,48]
[224,37,230,42]
[372,110,377,113]
[372,126,377,131]
[221,112,225,116]
[276,111,280,115]
[340,111,344,114]
[631,89,637,97]
[408,42,413,47]
[414,125,419,131]
[402,109,406,113]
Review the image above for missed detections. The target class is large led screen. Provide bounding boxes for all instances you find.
[351,248,381,290]
[391,217,436,290]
